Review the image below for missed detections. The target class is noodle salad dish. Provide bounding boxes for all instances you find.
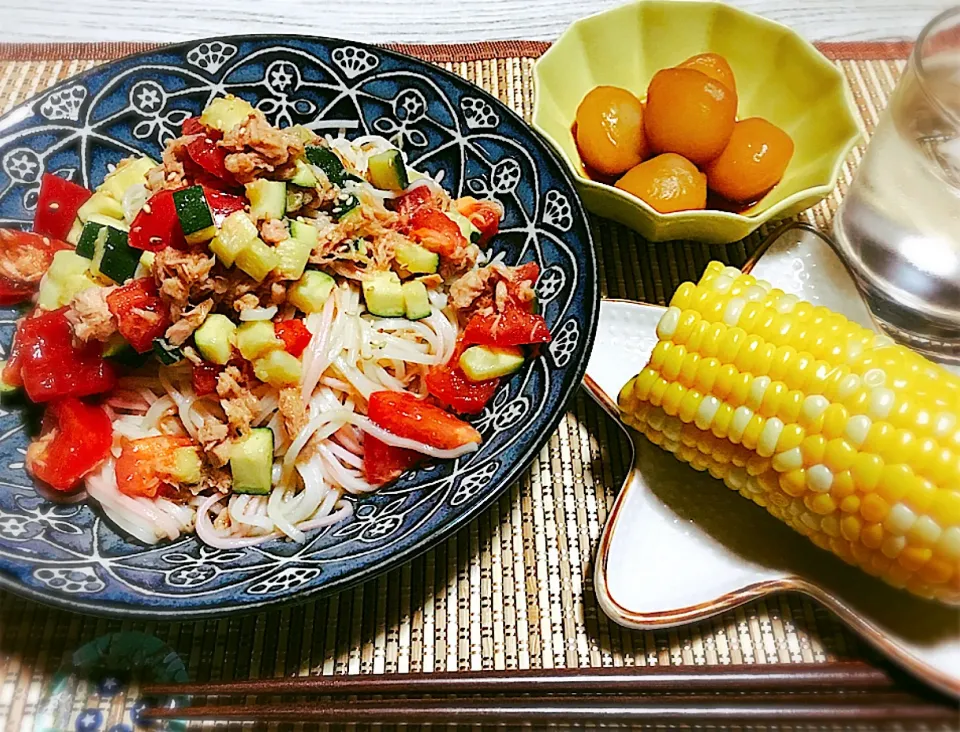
[0,95,555,549]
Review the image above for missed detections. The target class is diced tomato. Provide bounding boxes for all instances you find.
[2,318,27,388]
[464,302,551,347]
[33,174,92,240]
[367,391,481,450]
[507,262,539,304]
[187,136,233,183]
[203,188,246,226]
[106,278,170,353]
[128,189,186,251]
[455,197,501,245]
[192,361,221,396]
[274,319,312,358]
[181,117,208,136]
[18,308,117,402]
[0,229,72,305]
[409,208,467,257]
[26,397,113,491]
[426,363,499,415]
[114,435,195,498]
[394,185,433,217]
[363,434,423,486]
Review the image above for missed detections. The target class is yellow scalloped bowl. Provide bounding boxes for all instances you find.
[532,0,861,243]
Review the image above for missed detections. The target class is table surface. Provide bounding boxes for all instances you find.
[2,0,955,44]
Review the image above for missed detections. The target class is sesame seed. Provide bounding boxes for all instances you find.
[42,237,50,246]
[149,236,162,245]
[48,202,60,210]
[205,138,214,145]
[142,203,152,214]
[239,127,247,135]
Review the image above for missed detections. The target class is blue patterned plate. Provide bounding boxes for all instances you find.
[0,36,597,617]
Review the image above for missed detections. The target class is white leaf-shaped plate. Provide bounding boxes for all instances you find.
[583,223,960,697]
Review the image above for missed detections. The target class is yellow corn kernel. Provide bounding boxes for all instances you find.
[670,281,698,310]
[661,345,686,381]
[711,403,735,439]
[713,364,740,401]
[776,423,806,453]
[733,335,763,373]
[899,546,933,572]
[780,469,807,497]
[649,340,671,370]
[824,439,857,473]
[686,319,712,352]
[800,435,826,465]
[861,493,890,523]
[780,390,805,424]
[862,422,895,454]
[694,357,722,394]
[807,493,837,515]
[821,404,849,440]
[729,373,753,407]
[759,381,788,418]
[717,327,746,363]
[631,367,659,402]
[930,491,960,527]
[673,309,700,344]
[740,414,765,451]
[861,522,885,549]
[877,464,913,504]
[769,345,798,381]
[832,470,856,499]
[840,494,861,514]
[850,453,883,492]
[840,514,862,541]
[700,323,726,358]
[678,389,702,424]
[679,351,701,388]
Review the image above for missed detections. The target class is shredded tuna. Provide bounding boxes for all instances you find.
[153,248,216,319]
[278,387,308,441]
[448,262,534,317]
[65,285,118,342]
[165,298,213,346]
[0,230,51,284]
[221,113,304,184]
[259,218,289,245]
[233,293,260,312]
[146,134,198,192]
[196,415,231,468]
[217,366,259,437]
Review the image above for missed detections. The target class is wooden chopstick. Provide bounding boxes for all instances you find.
[142,661,900,697]
[138,693,959,725]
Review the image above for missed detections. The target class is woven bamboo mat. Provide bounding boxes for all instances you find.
[0,41,915,731]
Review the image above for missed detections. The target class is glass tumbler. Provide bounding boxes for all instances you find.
[833,7,960,363]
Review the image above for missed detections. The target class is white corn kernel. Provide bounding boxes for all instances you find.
[872,334,895,348]
[844,415,872,448]
[846,338,864,361]
[936,526,960,561]
[744,285,767,302]
[772,447,803,472]
[801,395,829,421]
[729,406,753,443]
[656,307,682,339]
[754,278,773,293]
[747,376,771,411]
[837,373,861,399]
[695,396,721,431]
[884,503,917,535]
[723,297,747,326]
[775,293,799,314]
[908,516,942,546]
[721,266,741,280]
[868,388,895,419]
[881,534,906,559]
[862,368,886,388]
[806,464,834,493]
[712,275,735,293]
[757,418,784,458]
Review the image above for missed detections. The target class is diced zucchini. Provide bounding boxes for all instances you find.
[91,226,139,285]
[235,238,280,282]
[290,159,318,188]
[172,186,216,245]
[152,338,183,365]
[37,250,98,310]
[76,217,127,259]
[459,345,525,382]
[363,271,405,318]
[275,220,316,280]
[230,428,274,495]
[305,146,350,186]
[446,209,480,244]
[236,320,283,361]
[246,180,286,221]
[171,446,202,484]
[331,192,361,223]
[288,270,335,313]
[135,250,155,279]
[65,217,84,246]
[402,280,431,320]
[210,210,259,267]
[367,149,409,191]
[253,349,302,387]
[200,95,255,133]
[98,157,156,202]
[194,313,236,365]
[395,241,438,274]
[78,191,124,223]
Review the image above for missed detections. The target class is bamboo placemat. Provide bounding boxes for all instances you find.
[0,41,922,731]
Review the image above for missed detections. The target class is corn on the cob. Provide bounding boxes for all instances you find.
[618,262,960,605]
